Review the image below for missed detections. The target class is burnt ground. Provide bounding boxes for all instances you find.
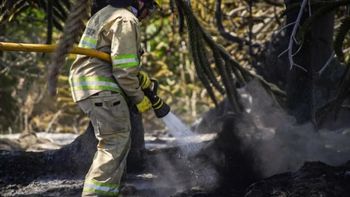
[0,129,219,197]
[2,153,350,197]
[244,161,350,197]
[1,108,350,196]
[1,179,83,197]
[2,127,350,197]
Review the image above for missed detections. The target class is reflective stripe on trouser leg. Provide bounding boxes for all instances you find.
[78,92,131,197]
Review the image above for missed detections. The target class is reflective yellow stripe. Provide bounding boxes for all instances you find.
[83,188,117,196]
[88,179,119,188]
[83,179,119,196]
[73,86,119,91]
[79,36,97,49]
[112,54,139,68]
[69,76,120,92]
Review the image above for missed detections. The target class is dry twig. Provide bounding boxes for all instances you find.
[287,0,308,71]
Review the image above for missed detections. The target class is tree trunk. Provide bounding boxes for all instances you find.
[285,0,335,124]
[309,8,335,124]
[0,123,96,185]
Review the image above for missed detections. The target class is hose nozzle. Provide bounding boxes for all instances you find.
[138,71,170,118]
[143,79,170,118]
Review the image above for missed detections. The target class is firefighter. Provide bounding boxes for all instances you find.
[68,0,160,196]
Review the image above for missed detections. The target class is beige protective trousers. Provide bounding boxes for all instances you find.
[78,91,131,197]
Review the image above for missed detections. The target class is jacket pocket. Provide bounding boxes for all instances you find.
[90,94,130,137]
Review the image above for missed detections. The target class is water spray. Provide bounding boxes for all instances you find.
[142,81,216,192]
[139,73,215,191]
[138,74,202,155]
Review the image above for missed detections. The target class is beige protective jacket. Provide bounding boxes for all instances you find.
[69,5,144,104]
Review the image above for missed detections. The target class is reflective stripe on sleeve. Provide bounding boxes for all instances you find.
[83,179,119,196]
[79,36,97,49]
[70,76,120,92]
[112,54,139,69]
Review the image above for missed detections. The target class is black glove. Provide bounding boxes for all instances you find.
[143,80,170,118]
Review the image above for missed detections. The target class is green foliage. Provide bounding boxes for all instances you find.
[0,7,49,134]
[141,11,216,124]
[173,0,289,112]
[0,0,72,43]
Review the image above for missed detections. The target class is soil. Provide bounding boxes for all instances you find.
[245,161,350,197]
[0,129,217,197]
[2,97,350,197]
[1,179,83,197]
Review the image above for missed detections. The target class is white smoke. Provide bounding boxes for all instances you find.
[161,112,203,156]
[150,151,218,196]
[238,80,350,177]
[148,112,218,195]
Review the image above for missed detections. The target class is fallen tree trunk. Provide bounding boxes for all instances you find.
[0,123,96,185]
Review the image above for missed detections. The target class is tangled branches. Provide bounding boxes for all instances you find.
[334,16,350,62]
[174,0,285,113]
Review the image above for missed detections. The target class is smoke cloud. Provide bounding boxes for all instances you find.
[238,80,350,177]
[149,149,218,196]
[146,79,350,196]
[148,113,218,196]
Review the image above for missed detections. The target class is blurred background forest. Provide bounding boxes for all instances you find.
[0,0,349,135]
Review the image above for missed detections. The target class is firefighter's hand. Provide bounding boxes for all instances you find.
[136,96,152,113]
[138,71,151,90]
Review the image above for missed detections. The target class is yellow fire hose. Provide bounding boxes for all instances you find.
[0,42,111,63]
